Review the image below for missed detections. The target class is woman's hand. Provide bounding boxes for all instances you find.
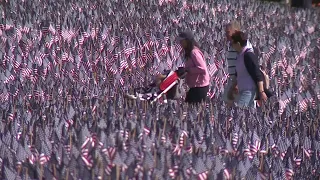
[258,91,268,105]
[178,67,187,73]
[155,74,166,85]
[233,86,239,94]
[229,86,238,98]
[177,67,188,78]
[227,92,234,100]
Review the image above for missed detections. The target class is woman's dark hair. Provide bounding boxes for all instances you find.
[231,31,248,47]
[178,31,199,58]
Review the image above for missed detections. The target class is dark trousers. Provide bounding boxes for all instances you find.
[185,86,209,104]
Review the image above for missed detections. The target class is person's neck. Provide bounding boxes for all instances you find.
[234,47,242,53]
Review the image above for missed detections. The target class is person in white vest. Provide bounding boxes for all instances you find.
[222,21,253,106]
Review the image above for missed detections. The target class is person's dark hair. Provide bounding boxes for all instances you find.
[178,31,199,58]
[231,31,248,47]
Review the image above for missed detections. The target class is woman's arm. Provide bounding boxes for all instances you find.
[186,49,207,74]
[155,74,167,86]
[243,52,264,92]
[244,52,268,101]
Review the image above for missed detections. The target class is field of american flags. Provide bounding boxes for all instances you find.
[0,0,320,179]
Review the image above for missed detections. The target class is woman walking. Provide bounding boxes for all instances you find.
[177,31,210,104]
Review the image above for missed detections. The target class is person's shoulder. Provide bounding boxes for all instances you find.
[244,50,258,62]
[244,49,255,56]
[192,47,200,52]
[191,47,203,56]
[246,40,254,48]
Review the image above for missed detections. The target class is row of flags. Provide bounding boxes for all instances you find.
[0,0,319,179]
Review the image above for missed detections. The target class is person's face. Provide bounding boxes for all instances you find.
[231,41,242,52]
[225,26,235,41]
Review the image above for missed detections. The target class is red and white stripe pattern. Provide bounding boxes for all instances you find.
[243,144,253,159]
[102,147,116,161]
[28,145,38,165]
[179,130,188,147]
[8,113,15,121]
[223,169,230,180]
[232,132,239,150]
[297,94,308,112]
[208,63,218,77]
[194,170,208,180]
[286,168,294,179]
[4,74,15,84]
[39,153,50,165]
[172,144,181,155]
[168,166,179,179]
[65,119,74,128]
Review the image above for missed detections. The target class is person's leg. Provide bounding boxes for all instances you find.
[249,90,257,108]
[185,86,209,104]
[185,88,196,103]
[197,86,209,103]
[236,90,256,108]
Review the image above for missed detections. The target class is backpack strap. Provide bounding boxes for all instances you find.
[243,48,254,54]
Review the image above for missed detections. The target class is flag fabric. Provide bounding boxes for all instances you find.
[0,0,319,179]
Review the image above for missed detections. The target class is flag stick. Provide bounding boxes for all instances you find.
[13,97,16,120]
[308,123,311,138]
[269,171,272,180]
[124,95,128,110]
[162,117,167,139]
[25,167,28,180]
[66,168,69,180]
[153,146,157,168]
[69,131,72,149]
[99,159,104,180]
[40,164,43,180]
[29,130,33,149]
[314,114,318,137]
[259,154,264,172]
[299,111,303,160]
[201,108,204,128]
[116,166,120,180]
[92,166,95,180]
[232,168,236,180]
[53,164,57,179]
[226,115,229,137]
[144,100,147,114]
[16,163,22,175]
[132,108,138,139]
